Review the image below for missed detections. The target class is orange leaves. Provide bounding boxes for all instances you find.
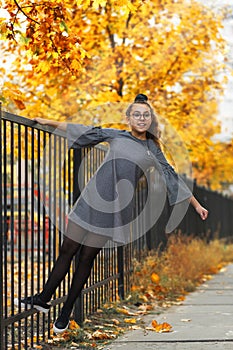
[76,0,143,12]
[116,304,153,319]
[176,295,186,302]
[47,302,146,347]
[111,318,120,325]
[1,82,26,110]
[150,319,173,333]
[131,258,167,303]
[131,235,233,312]
[150,273,160,284]
[124,318,137,324]
[13,99,26,110]
[116,306,138,316]
[1,0,142,82]
[131,285,140,292]
[90,329,117,340]
[48,320,81,344]
[2,1,86,79]
[35,61,51,75]
[1,0,232,190]
[69,319,80,330]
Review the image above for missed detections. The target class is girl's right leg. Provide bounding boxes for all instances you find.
[53,231,109,333]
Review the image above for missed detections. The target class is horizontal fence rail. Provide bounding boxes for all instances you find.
[1,110,233,349]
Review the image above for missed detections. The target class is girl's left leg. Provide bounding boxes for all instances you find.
[14,220,86,313]
[53,232,108,333]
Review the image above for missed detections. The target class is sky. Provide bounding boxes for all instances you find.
[214,2,233,141]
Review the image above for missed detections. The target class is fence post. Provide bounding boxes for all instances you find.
[0,102,4,349]
[117,246,125,299]
[72,148,84,325]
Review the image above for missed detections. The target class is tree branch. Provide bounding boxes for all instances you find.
[13,0,40,25]
[122,12,132,45]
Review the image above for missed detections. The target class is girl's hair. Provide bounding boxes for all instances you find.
[126,94,161,147]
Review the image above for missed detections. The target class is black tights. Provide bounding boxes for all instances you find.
[39,221,108,316]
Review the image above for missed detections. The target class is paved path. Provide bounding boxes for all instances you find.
[104,263,233,350]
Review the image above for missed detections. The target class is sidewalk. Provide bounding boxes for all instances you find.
[104,263,233,350]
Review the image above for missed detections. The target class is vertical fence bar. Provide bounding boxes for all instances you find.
[17,124,22,348]
[42,132,46,292]
[24,126,29,347]
[48,133,52,301]
[36,129,41,341]
[3,118,8,348]
[30,127,35,349]
[73,148,83,324]
[52,135,59,314]
[41,131,47,339]
[0,103,4,350]
[10,121,15,348]
[53,135,58,297]
[67,148,72,294]
[117,246,124,299]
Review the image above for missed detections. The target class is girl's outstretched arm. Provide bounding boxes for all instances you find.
[34,117,67,131]
[189,195,208,221]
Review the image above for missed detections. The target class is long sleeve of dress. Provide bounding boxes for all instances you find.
[153,146,192,206]
[66,123,119,149]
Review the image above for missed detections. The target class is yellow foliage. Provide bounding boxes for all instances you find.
[1,0,232,189]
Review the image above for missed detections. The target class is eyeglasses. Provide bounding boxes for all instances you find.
[131,112,151,120]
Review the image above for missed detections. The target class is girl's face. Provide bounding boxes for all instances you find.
[127,104,152,139]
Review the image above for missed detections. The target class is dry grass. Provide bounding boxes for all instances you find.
[131,234,233,300]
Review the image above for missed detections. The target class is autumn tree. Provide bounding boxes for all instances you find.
[0,0,232,190]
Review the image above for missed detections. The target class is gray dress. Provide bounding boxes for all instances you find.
[67,124,192,244]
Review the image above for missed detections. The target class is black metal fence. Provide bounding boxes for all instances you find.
[0,109,148,349]
[1,108,233,349]
[147,176,233,251]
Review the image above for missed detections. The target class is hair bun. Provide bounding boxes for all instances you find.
[134,93,148,103]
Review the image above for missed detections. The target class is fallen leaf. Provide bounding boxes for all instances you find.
[84,318,93,323]
[96,309,103,313]
[124,318,137,324]
[139,295,149,303]
[111,318,120,325]
[69,319,80,330]
[131,285,140,291]
[116,307,138,316]
[130,325,143,330]
[156,322,172,333]
[136,304,153,315]
[91,330,117,340]
[151,320,158,328]
[150,320,172,333]
[151,273,160,284]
